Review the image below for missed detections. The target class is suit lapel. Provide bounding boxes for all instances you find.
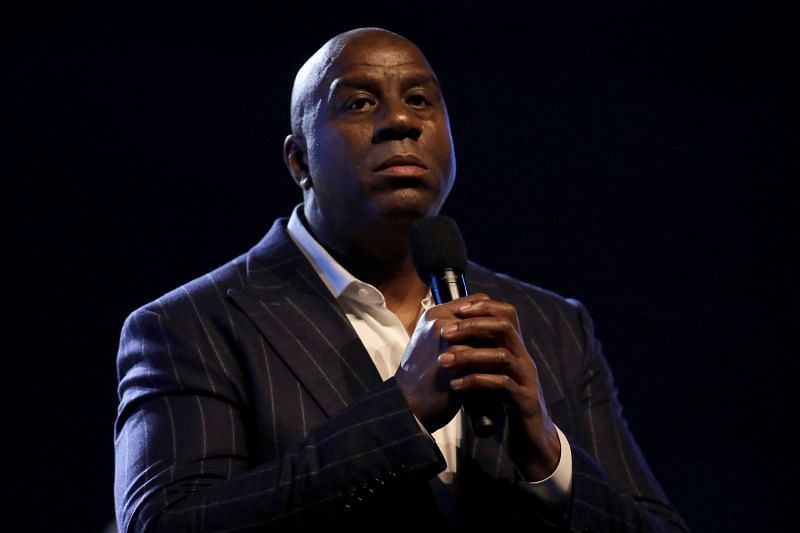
[227,219,383,419]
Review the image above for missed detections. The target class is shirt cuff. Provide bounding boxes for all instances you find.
[516,425,573,506]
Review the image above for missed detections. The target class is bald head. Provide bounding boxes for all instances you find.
[289,28,435,135]
[282,26,456,255]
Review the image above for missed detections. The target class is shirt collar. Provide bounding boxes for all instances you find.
[286,205,433,310]
[286,205,380,303]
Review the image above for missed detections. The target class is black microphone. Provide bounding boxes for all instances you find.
[409,215,498,438]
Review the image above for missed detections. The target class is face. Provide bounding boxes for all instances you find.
[289,31,456,251]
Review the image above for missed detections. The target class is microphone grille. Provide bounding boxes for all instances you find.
[409,215,468,279]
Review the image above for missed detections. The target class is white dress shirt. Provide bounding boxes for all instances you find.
[286,207,571,505]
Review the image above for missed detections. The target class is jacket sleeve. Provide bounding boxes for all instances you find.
[563,299,689,532]
[113,306,445,533]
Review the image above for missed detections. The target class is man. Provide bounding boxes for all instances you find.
[114,27,687,532]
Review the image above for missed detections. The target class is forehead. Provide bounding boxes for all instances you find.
[321,37,436,88]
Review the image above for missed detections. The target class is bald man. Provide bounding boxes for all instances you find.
[114,28,687,532]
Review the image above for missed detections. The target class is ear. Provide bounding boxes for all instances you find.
[283,134,309,187]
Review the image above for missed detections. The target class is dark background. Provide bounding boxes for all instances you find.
[6,1,794,531]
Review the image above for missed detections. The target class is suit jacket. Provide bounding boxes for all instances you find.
[114,218,687,532]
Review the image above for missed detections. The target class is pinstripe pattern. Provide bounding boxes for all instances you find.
[285,293,370,393]
[207,272,239,343]
[556,303,583,352]
[114,218,687,532]
[257,335,279,458]
[586,383,601,459]
[153,306,180,503]
[132,317,152,488]
[297,382,307,437]
[524,290,557,334]
[258,298,348,406]
[182,285,235,384]
[529,332,576,430]
[612,407,643,495]
[574,498,642,529]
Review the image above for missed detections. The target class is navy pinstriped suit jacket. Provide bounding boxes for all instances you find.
[114,218,687,532]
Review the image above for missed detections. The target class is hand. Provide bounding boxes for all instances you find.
[437,295,561,481]
[394,293,491,433]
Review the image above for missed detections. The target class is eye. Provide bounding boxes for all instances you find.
[345,96,376,112]
[406,93,431,108]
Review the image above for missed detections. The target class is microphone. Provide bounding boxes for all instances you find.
[409,215,498,438]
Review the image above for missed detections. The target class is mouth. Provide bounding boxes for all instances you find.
[373,154,429,176]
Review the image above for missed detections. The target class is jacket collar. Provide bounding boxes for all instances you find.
[227,218,383,418]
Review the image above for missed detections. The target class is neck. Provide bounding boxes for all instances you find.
[353,256,426,300]
[336,248,428,310]
[300,209,429,314]
[333,240,429,335]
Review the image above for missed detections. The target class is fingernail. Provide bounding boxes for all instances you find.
[450,378,464,390]
[438,352,454,366]
[441,324,458,336]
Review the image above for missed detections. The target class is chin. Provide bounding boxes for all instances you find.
[376,189,441,220]
[380,209,426,226]
[379,202,431,223]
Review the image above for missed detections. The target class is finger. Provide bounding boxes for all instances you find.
[441,316,524,351]
[440,332,540,391]
[421,293,491,321]
[450,373,520,396]
[438,346,515,374]
[449,373,544,418]
[436,292,492,312]
[440,345,541,396]
[454,298,517,321]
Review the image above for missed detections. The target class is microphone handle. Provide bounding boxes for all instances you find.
[466,400,498,438]
[430,270,498,438]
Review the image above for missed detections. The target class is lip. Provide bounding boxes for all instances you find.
[373,154,428,172]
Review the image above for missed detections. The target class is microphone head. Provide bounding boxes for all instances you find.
[409,215,468,280]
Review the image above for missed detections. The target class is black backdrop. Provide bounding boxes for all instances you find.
[6,1,793,531]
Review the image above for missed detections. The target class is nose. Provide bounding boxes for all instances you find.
[373,98,421,142]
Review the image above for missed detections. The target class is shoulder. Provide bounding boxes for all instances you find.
[467,261,584,313]
[122,253,248,329]
[465,260,596,343]
[123,217,296,327]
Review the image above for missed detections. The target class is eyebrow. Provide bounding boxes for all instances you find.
[328,73,441,99]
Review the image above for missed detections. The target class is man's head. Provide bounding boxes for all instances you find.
[283,28,456,257]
